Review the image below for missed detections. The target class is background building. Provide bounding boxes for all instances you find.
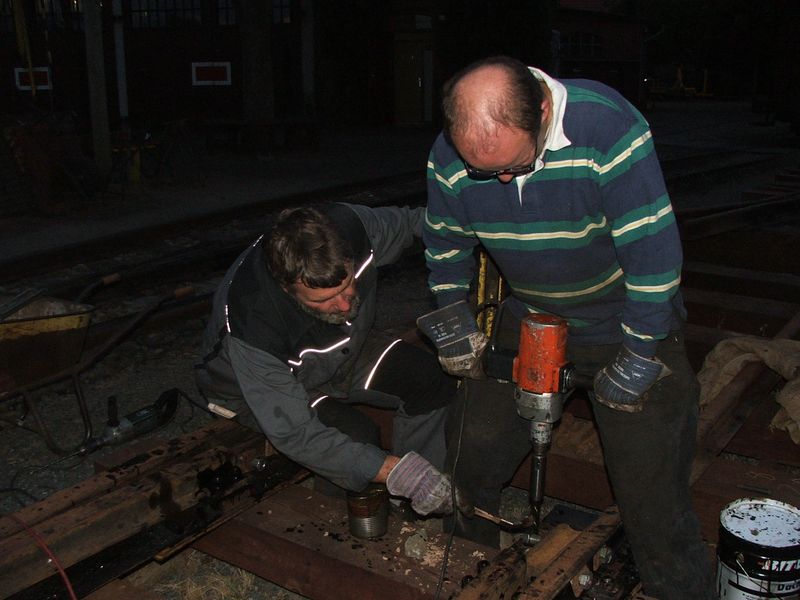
[1,1,796,155]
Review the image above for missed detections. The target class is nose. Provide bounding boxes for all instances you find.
[497,173,515,184]
[333,293,352,312]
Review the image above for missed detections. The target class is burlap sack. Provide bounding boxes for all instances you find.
[697,336,800,444]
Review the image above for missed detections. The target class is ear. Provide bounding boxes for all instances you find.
[540,96,551,125]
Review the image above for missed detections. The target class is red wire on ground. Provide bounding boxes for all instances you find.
[5,513,78,600]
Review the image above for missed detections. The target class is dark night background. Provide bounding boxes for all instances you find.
[2,5,800,596]
[1,0,798,178]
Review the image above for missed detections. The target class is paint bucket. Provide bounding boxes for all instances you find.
[346,484,389,539]
[716,497,800,599]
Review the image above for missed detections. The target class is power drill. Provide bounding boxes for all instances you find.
[417,303,590,532]
[510,314,588,532]
[79,389,180,455]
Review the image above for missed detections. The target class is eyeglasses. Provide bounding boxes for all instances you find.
[463,159,537,180]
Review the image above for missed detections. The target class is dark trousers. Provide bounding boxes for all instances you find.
[446,317,715,600]
[314,339,457,495]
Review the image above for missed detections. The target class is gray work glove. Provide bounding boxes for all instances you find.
[438,330,489,379]
[386,452,473,517]
[593,346,671,412]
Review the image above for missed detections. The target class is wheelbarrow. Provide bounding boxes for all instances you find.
[0,281,193,455]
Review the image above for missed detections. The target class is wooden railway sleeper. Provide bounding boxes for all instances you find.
[457,506,621,599]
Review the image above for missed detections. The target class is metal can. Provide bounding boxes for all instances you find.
[717,497,800,599]
[347,484,389,539]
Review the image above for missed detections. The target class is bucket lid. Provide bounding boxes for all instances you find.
[720,497,800,548]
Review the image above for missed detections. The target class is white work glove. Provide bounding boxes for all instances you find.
[594,346,671,412]
[438,330,489,379]
[386,452,473,517]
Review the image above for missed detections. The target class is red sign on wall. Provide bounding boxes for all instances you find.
[191,62,232,86]
[15,67,52,90]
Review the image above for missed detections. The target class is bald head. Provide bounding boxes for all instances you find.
[442,56,544,157]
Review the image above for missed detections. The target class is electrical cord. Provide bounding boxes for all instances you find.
[434,378,469,600]
[173,387,210,414]
[171,387,199,431]
[6,513,78,600]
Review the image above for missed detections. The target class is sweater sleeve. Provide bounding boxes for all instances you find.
[422,142,481,308]
[598,116,683,357]
[345,203,424,267]
[226,336,387,490]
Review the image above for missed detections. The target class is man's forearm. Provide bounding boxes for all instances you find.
[373,454,401,483]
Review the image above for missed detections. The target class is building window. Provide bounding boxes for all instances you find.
[218,0,236,25]
[562,32,604,59]
[272,0,290,24]
[130,0,202,29]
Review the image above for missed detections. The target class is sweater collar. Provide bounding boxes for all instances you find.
[529,67,571,152]
[516,67,572,196]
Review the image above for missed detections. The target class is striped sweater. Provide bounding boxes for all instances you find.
[423,74,685,357]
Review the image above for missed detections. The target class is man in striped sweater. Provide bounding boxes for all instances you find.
[424,56,713,599]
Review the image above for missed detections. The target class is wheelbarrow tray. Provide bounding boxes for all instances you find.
[0,297,93,396]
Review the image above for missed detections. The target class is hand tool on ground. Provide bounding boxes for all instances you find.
[473,507,538,534]
[45,389,181,462]
[30,389,181,472]
[1,285,193,455]
[79,388,180,455]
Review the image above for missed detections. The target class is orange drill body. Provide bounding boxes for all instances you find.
[512,313,570,394]
[511,313,572,534]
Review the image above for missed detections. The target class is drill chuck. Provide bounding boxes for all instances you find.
[514,389,565,424]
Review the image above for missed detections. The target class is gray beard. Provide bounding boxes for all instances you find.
[298,294,361,325]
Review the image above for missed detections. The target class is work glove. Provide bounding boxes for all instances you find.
[417,301,488,379]
[593,346,671,412]
[438,330,489,379]
[386,452,473,517]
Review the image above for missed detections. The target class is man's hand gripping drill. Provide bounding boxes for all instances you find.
[416,300,489,380]
[594,346,671,412]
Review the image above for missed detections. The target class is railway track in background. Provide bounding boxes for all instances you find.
[0,171,427,283]
[2,142,798,294]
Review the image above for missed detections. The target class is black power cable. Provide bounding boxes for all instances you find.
[434,378,469,599]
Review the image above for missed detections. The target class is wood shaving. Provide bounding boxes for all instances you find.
[420,543,445,568]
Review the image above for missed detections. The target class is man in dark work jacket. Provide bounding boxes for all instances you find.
[196,202,463,515]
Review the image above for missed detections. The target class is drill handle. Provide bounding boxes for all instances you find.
[564,369,595,391]
[483,344,516,381]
